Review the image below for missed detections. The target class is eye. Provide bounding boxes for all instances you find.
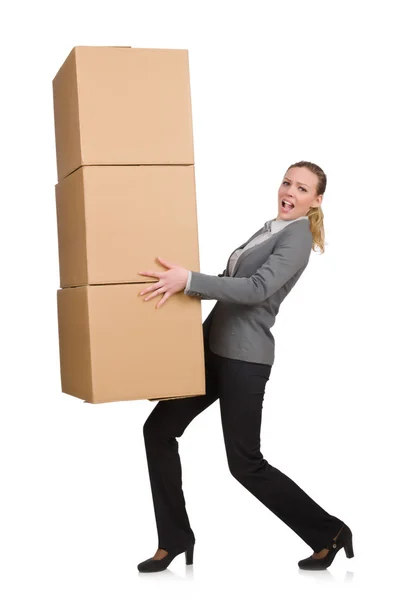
[282,181,307,192]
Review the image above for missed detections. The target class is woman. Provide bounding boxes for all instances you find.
[136,160,354,572]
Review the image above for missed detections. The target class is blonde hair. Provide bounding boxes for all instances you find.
[286,160,326,254]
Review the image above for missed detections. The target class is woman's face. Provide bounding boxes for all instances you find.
[277,167,322,220]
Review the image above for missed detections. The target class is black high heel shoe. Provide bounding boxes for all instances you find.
[298,524,354,570]
[137,540,195,572]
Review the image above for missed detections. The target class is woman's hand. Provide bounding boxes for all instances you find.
[138,256,190,309]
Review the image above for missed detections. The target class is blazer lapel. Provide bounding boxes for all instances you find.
[226,227,263,276]
[226,222,282,276]
[231,235,275,276]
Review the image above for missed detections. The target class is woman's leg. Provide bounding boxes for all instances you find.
[217,356,344,553]
[143,343,220,551]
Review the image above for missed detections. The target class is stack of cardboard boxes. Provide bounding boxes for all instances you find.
[52,46,206,404]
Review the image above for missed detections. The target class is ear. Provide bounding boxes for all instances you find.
[313,195,323,209]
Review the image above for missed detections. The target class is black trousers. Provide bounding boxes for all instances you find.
[143,339,344,553]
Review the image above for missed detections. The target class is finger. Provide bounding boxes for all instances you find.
[156,291,171,309]
[145,287,165,301]
[156,256,174,269]
[138,270,160,278]
[139,286,153,296]
[140,283,162,296]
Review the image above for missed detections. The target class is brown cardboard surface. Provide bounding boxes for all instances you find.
[55,165,200,288]
[52,46,195,181]
[57,284,206,403]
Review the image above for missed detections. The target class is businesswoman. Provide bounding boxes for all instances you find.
[136,160,353,572]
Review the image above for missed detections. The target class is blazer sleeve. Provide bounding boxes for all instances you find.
[184,228,312,305]
[184,268,226,295]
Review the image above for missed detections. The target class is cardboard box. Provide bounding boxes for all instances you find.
[52,46,195,182]
[55,164,199,287]
[57,284,205,403]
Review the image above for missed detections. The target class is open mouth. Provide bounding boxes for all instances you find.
[282,200,295,210]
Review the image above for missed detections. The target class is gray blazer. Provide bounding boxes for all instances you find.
[185,218,313,365]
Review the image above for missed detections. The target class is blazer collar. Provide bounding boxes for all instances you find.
[263,215,309,234]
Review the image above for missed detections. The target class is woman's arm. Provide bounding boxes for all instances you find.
[184,228,312,304]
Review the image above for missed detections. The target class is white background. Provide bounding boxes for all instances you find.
[1,1,396,599]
